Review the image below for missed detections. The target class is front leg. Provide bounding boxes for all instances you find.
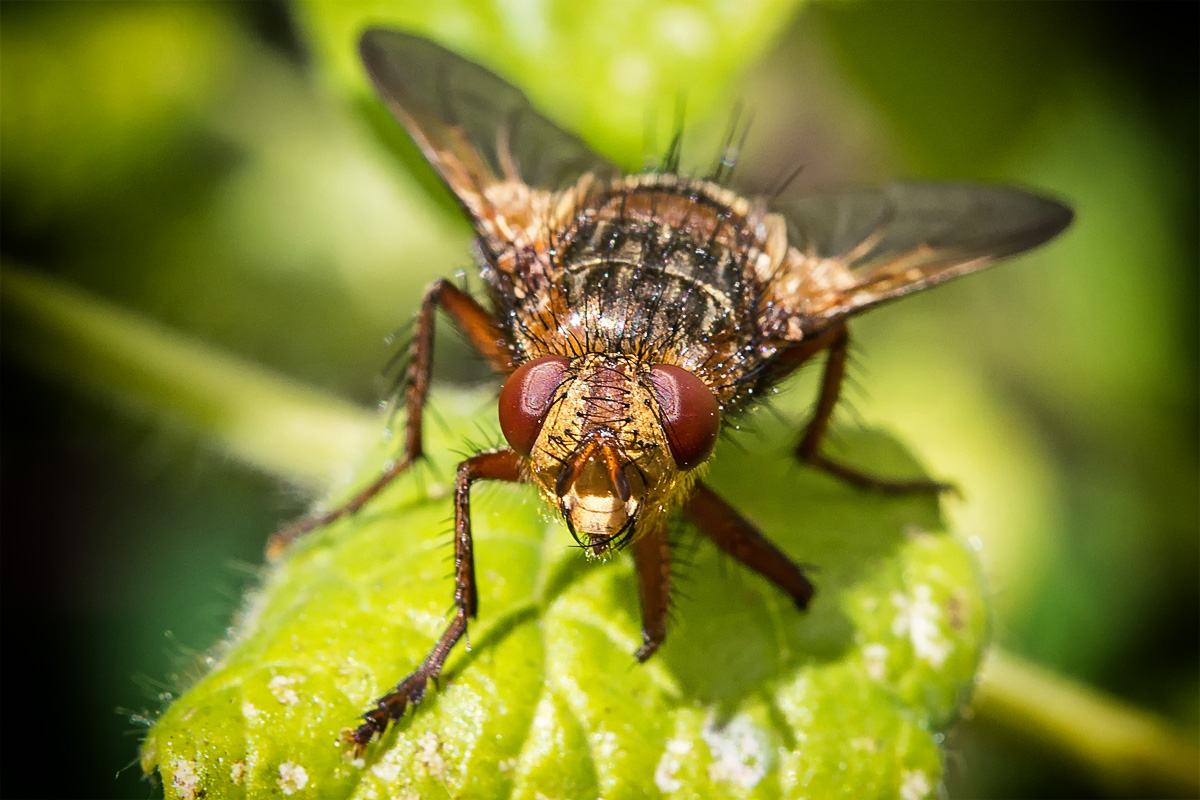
[266,280,513,559]
[344,448,522,755]
[796,324,952,494]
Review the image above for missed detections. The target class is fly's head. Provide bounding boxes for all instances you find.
[498,353,720,557]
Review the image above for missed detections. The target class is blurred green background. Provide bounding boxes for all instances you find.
[1,1,1195,798]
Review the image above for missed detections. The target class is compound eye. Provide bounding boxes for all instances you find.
[499,356,571,455]
[649,364,720,469]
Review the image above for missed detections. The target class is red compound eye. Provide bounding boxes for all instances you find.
[649,364,720,469]
[499,355,571,455]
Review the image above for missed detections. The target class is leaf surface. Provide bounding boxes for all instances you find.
[143,391,987,799]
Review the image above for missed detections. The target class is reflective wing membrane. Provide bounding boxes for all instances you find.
[359,29,616,256]
[772,182,1073,335]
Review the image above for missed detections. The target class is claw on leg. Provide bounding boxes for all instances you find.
[342,612,465,756]
[632,523,670,662]
[806,452,958,496]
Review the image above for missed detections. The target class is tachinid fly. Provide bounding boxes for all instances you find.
[267,29,1073,754]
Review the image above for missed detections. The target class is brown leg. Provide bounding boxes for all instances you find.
[266,280,514,559]
[632,522,671,662]
[685,483,814,610]
[344,448,522,755]
[796,325,952,494]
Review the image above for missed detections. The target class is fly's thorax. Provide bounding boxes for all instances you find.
[489,175,786,413]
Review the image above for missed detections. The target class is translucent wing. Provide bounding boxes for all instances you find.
[359,29,616,260]
[767,182,1073,337]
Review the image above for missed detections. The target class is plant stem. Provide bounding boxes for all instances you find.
[973,648,1200,798]
[2,263,376,490]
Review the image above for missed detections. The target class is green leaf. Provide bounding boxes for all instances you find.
[142,392,987,799]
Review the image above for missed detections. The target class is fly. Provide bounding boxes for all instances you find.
[266,29,1073,755]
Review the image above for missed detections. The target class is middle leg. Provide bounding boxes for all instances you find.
[685,482,814,610]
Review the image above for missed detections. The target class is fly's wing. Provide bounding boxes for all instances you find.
[765,182,1073,339]
[359,29,617,264]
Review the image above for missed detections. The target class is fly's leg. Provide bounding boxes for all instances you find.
[344,448,522,755]
[632,522,671,662]
[266,280,513,559]
[685,483,814,609]
[796,325,953,494]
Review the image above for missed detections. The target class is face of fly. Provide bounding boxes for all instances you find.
[499,352,719,557]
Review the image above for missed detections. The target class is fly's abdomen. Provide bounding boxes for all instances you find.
[494,176,779,401]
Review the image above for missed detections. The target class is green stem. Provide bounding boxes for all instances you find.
[1,263,376,489]
[974,648,1200,797]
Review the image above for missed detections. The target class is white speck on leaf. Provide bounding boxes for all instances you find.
[863,643,889,680]
[654,736,694,793]
[369,748,403,786]
[610,54,652,94]
[892,585,951,668]
[701,713,773,789]
[656,5,714,56]
[268,674,300,706]
[593,728,619,761]
[170,758,200,800]
[416,731,447,779]
[371,754,401,783]
[900,768,932,800]
[278,761,308,795]
[851,737,878,753]
[230,760,246,785]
